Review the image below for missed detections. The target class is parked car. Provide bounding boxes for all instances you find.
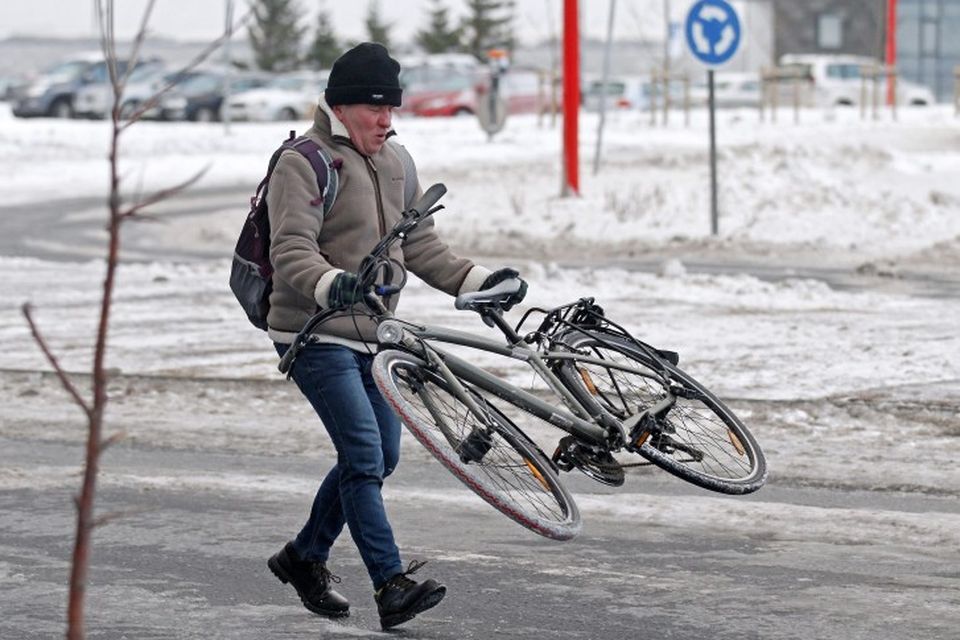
[496,67,550,115]
[13,52,113,118]
[690,72,761,108]
[73,59,167,119]
[156,70,268,121]
[582,76,650,112]
[401,71,480,117]
[582,75,688,112]
[0,75,29,102]
[224,71,327,122]
[401,65,550,118]
[779,54,935,107]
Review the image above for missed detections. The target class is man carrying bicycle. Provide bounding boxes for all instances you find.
[264,42,526,630]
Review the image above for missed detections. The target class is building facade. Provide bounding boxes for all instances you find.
[898,0,960,101]
[770,0,885,60]
[769,0,959,101]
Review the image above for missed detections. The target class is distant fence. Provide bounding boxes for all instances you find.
[649,68,692,127]
[859,64,898,121]
[761,63,904,123]
[955,65,960,116]
[538,70,560,127]
[760,66,813,124]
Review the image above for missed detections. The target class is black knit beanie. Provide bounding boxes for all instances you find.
[325,42,402,107]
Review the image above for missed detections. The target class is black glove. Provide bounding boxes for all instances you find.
[327,271,366,308]
[480,267,528,311]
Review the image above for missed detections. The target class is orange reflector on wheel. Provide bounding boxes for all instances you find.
[728,430,746,456]
[578,368,599,395]
[525,459,551,491]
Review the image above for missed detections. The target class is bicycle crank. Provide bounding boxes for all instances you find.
[552,436,624,487]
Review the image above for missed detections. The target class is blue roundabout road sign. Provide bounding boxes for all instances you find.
[685,0,741,67]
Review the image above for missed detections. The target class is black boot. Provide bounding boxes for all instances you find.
[375,560,446,630]
[268,542,350,618]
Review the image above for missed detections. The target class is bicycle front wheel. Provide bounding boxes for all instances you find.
[372,349,581,541]
[556,331,767,494]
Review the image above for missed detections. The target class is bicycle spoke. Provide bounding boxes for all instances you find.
[560,333,765,492]
[390,362,572,527]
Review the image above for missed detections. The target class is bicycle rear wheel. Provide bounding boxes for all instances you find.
[372,349,581,541]
[556,331,766,494]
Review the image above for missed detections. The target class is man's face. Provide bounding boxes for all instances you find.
[333,103,394,156]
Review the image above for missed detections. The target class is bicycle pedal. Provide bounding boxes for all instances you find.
[551,443,575,472]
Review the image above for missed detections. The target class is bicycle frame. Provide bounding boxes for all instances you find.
[377,317,666,449]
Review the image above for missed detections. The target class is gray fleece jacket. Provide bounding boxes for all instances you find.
[266,100,491,346]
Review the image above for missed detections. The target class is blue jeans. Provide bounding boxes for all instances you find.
[275,342,403,589]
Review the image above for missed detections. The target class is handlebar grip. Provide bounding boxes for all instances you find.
[409,183,447,217]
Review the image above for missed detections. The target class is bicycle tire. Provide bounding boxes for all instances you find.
[372,349,581,541]
[555,331,767,494]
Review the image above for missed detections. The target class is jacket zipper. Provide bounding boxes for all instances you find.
[332,134,388,241]
[364,155,387,238]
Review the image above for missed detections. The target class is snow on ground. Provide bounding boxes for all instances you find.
[2,102,960,264]
[1,101,958,401]
[1,255,958,402]
[1,101,959,500]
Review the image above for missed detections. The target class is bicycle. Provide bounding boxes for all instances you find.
[279,184,767,541]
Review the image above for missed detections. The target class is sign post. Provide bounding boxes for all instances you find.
[684,0,741,235]
[477,49,509,140]
[885,0,898,106]
[562,0,580,196]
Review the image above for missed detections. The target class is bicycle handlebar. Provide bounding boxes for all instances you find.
[409,183,447,218]
[278,183,448,376]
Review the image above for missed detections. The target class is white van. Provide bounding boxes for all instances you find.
[779,54,935,107]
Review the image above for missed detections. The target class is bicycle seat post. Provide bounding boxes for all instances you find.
[483,309,523,345]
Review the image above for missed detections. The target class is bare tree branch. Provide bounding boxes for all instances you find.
[92,507,151,529]
[99,431,127,452]
[120,165,210,218]
[21,304,92,416]
[57,4,243,636]
[95,1,121,91]
[120,0,159,90]
[94,1,112,82]
[120,8,253,129]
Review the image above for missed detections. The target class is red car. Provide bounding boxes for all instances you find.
[401,72,480,117]
[401,67,553,118]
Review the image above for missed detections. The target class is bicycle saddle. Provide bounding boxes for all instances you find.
[454,278,523,311]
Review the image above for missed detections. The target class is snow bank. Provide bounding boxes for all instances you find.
[2,255,957,401]
[2,102,959,262]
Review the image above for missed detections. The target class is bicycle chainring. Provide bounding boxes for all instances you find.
[552,436,625,487]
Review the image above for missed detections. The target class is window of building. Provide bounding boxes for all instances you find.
[922,21,939,55]
[817,13,844,49]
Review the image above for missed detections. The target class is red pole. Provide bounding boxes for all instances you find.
[885,0,897,106]
[563,0,579,195]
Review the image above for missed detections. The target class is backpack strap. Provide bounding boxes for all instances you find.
[269,136,413,217]
[285,136,340,216]
[387,139,419,210]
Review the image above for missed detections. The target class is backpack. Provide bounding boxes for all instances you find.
[229,131,418,331]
